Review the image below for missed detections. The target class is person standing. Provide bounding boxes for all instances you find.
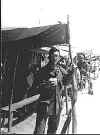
[33,47,68,134]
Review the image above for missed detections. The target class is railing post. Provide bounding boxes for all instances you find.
[8,88,13,133]
[71,68,77,134]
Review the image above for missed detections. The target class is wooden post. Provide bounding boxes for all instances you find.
[66,15,77,134]
[0,86,2,133]
[72,76,77,134]
[8,55,19,133]
[0,50,3,133]
[65,86,68,114]
[0,62,4,133]
[8,88,13,133]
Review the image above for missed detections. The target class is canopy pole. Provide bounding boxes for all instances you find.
[0,34,3,133]
[67,15,73,64]
[8,54,19,133]
[0,65,3,133]
[66,15,77,134]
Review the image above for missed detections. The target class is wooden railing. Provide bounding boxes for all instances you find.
[1,94,40,133]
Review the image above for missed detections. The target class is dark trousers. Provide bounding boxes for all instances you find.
[33,102,60,134]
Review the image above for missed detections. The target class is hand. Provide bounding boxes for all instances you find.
[49,78,58,86]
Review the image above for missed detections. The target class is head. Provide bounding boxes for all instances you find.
[48,47,60,64]
[78,53,85,62]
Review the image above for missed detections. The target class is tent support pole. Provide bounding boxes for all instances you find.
[8,54,19,133]
[66,15,77,134]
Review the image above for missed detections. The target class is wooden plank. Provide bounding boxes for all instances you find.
[2,94,40,111]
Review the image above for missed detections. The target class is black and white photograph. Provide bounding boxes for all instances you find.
[1,0,100,134]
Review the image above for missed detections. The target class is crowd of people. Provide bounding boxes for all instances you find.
[35,47,100,133]
[74,52,94,94]
[32,47,95,134]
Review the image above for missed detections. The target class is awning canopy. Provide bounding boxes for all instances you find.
[2,23,69,49]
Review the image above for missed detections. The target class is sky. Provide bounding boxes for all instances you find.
[1,0,100,55]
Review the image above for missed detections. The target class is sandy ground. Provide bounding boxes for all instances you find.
[12,113,36,134]
[76,74,100,134]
